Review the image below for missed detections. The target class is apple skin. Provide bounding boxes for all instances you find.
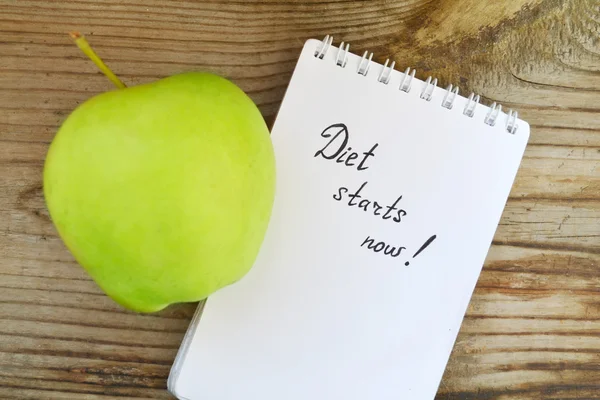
[43,72,275,313]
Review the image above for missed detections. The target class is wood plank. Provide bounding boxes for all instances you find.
[0,376,169,398]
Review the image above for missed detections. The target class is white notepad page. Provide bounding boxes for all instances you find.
[168,38,530,400]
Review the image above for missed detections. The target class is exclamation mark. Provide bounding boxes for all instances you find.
[404,235,437,266]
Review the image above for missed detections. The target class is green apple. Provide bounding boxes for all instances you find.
[44,59,275,312]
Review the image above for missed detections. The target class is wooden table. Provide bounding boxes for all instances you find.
[1,0,599,398]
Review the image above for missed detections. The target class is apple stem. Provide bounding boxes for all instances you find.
[69,31,127,89]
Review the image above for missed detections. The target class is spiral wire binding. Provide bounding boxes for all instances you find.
[485,103,502,127]
[420,77,437,101]
[463,93,480,118]
[378,59,395,85]
[399,68,416,93]
[314,35,519,134]
[442,85,460,109]
[357,51,374,76]
[314,35,333,59]
[335,42,350,68]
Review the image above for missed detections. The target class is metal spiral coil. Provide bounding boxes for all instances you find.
[378,59,395,85]
[357,50,374,76]
[420,77,437,101]
[314,35,519,134]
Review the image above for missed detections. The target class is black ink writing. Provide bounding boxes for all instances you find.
[358,144,378,171]
[382,195,407,222]
[333,186,347,201]
[316,122,438,267]
[314,123,378,171]
[404,235,437,266]
[347,181,366,206]
[333,181,407,224]
[373,201,382,216]
[361,236,405,258]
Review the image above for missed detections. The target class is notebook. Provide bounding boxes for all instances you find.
[167,36,530,400]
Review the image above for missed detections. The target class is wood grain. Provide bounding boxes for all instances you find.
[0,0,598,398]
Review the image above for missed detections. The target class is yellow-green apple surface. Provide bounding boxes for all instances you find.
[43,41,275,313]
